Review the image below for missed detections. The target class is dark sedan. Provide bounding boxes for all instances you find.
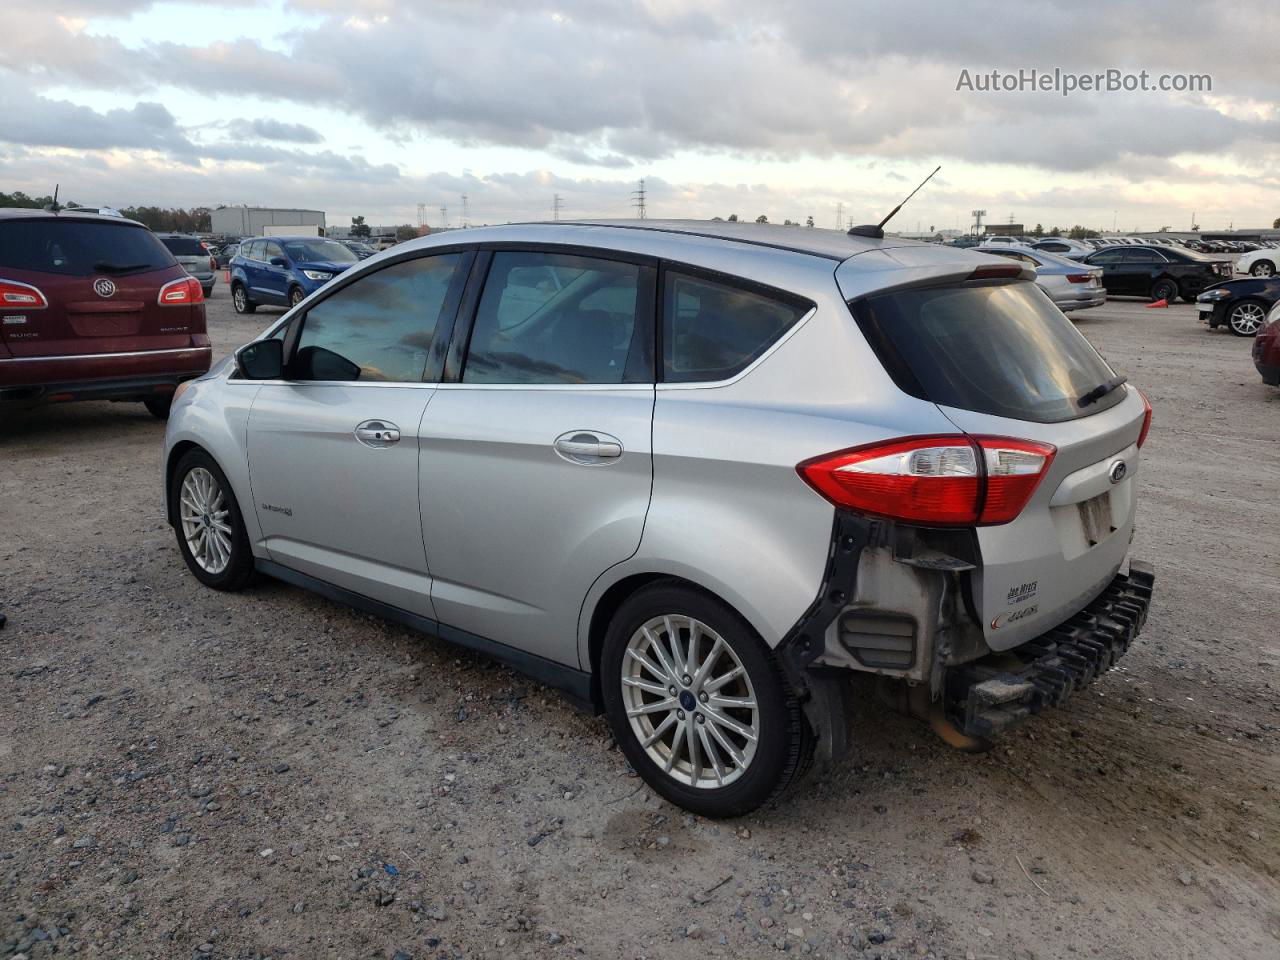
[1195,276,1280,336]
[1082,245,1231,302]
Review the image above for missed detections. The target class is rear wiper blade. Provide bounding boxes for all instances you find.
[93,261,149,273]
[1077,374,1128,408]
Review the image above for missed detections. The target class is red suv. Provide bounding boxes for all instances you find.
[1254,303,1280,386]
[0,209,211,419]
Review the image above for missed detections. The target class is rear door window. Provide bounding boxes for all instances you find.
[0,220,175,276]
[291,253,466,383]
[851,281,1123,423]
[662,272,809,383]
[462,251,651,385]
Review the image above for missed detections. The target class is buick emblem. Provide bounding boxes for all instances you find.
[93,277,117,298]
[1108,460,1128,484]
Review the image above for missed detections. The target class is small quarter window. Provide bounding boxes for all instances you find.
[662,272,808,383]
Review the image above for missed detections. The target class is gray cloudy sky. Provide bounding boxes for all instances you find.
[2,0,1278,230]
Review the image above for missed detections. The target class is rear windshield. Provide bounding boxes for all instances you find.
[160,236,208,256]
[0,219,175,277]
[851,281,1123,423]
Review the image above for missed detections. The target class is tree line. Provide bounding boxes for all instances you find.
[0,192,212,232]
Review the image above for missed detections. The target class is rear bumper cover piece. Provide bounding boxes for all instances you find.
[944,560,1155,738]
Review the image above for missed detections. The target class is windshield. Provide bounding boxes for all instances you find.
[0,219,176,276]
[281,239,358,263]
[851,281,1123,423]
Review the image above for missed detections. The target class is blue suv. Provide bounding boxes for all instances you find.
[229,236,360,313]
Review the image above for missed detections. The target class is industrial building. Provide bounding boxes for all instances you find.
[209,206,326,237]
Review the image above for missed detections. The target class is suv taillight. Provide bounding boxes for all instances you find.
[158,276,205,306]
[0,278,49,308]
[798,435,1056,527]
[1137,389,1153,448]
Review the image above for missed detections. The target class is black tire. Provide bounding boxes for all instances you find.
[601,581,813,818]
[1249,260,1275,278]
[231,282,256,314]
[289,286,305,308]
[1227,298,1268,337]
[1150,278,1178,302]
[201,284,214,299]
[170,448,255,591]
[143,395,172,420]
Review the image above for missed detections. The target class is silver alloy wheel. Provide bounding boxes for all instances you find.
[233,285,247,312]
[179,467,233,574]
[1230,301,1266,335]
[1251,261,1274,277]
[290,288,304,306]
[621,615,759,789]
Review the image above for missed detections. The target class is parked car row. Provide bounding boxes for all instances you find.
[980,245,1106,312]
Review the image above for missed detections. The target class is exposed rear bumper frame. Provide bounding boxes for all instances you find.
[944,560,1155,738]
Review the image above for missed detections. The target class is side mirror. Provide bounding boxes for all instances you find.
[269,256,288,267]
[236,338,284,380]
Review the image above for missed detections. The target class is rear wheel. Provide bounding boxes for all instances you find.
[1150,278,1178,302]
[170,449,255,591]
[1250,260,1275,278]
[232,282,256,314]
[1227,298,1268,337]
[289,286,305,308]
[143,395,172,420]
[601,582,813,818]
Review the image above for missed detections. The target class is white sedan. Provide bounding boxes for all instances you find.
[1236,246,1279,277]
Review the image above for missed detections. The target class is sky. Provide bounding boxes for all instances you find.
[2,0,1278,233]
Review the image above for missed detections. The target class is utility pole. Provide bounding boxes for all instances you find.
[835,202,843,230]
[440,204,448,229]
[632,178,647,219]
[552,194,563,221]
[971,209,986,235]
[416,203,426,228]
[460,194,469,228]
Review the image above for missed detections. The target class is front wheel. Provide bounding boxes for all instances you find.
[1250,260,1275,278]
[289,286,305,308]
[170,449,255,591]
[1150,278,1178,302]
[1227,299,1268,337]
[601,582,813,818]
[232,282,256,314]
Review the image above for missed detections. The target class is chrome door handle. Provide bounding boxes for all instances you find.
[554,431,622,463]
[355,420,400,447]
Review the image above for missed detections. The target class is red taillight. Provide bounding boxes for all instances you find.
[1137,389,1152,448]
[0,278,48,309]
[158,276,205,306]
[1066,274,1091,284]
[798,435,1055,527]
[969,264,1023,281]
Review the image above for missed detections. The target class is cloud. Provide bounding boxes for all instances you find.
[226,118,324,144]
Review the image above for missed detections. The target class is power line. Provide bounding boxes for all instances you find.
[631,178,647,219]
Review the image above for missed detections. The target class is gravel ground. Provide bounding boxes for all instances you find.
[2,286,1278,960]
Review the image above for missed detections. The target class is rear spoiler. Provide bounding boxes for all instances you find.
[835,246,1035,303]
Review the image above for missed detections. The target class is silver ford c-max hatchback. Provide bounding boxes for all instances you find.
[163,220,1154,817]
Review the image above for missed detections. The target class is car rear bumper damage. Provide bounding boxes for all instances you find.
[1255,361,1280,385]
[941,560,1154,738]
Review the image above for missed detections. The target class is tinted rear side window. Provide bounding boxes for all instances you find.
[851,282,1122,423]
[160,237,208,256]
[0,220,174,276]
[463,251,651,385]
[662,272,809,383]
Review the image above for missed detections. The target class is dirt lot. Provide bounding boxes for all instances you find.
[2,286,1278,960]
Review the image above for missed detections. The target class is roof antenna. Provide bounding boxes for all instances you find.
[45,184,61,213]
[848,166,940,239]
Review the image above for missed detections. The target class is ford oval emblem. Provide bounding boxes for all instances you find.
[93,277,117,298]
[1108,460,1128,484]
